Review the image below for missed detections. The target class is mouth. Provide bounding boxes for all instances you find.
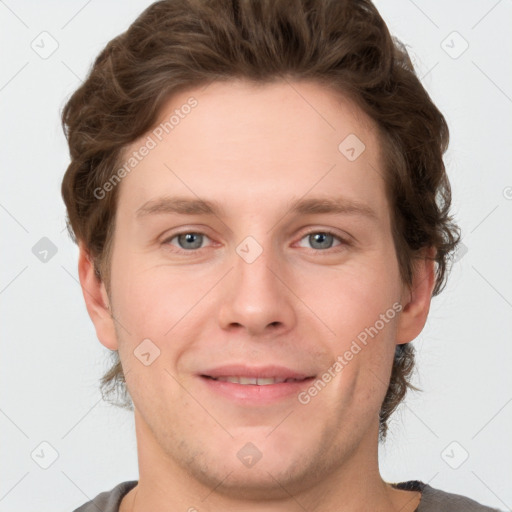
[198,365,316,404]
[201,375,311,385]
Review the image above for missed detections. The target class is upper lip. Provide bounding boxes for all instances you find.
[200,364,315,380]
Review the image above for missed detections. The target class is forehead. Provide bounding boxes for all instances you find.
[116,79,388,220]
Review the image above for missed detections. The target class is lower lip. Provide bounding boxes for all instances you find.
[199,376,315,404]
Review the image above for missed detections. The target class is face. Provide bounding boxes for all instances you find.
[82,79,432,500]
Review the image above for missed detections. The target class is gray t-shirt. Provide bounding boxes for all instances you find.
[73,480,502,511]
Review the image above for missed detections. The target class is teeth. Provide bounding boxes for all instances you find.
[212,376,303,385]
[257,377,277,385]
[239,376,257,385]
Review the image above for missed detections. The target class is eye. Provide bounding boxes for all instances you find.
[164,232,211,252]
[162,229,349,255]
[296,231,347,251]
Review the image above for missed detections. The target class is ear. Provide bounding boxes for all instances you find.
[395,247,437,344]
[77,242,118,350]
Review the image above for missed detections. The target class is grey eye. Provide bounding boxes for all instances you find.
[303,232,339,250]
[175,233,205,250]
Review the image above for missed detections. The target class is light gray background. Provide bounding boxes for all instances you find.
[1,1,511,511]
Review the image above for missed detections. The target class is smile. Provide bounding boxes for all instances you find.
[203,375,309,385]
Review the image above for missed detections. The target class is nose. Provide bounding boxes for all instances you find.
[217,243,296,337]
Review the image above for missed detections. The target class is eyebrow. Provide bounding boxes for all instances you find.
[136,196,226,218]
[135,195,378,221]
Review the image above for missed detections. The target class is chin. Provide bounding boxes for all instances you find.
[196,463,309,501]
[182,438,327,502]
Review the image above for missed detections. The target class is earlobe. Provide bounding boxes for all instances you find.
[77,242,118,350]
[395,247,437,344]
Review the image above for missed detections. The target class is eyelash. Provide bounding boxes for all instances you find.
[162,229,351,255]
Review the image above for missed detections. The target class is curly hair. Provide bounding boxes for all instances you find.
[61,0,461,441]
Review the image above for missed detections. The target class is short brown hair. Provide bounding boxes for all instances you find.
[61,0,460,441]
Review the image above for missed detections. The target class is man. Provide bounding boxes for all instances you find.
[61,0,500,510]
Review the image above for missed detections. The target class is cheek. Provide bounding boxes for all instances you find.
[110,261,222,384]
[111,260,200,336]
[304,252,401,343]
[303,249,401,399]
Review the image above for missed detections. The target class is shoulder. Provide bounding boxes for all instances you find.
[72,481,138,512]
[393,480,503,512]
[419,483,503,512]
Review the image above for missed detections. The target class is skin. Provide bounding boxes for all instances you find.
[78,79,435,511]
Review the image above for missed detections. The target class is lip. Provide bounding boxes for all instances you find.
[198,364,316,404]
[200,364,313,380]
